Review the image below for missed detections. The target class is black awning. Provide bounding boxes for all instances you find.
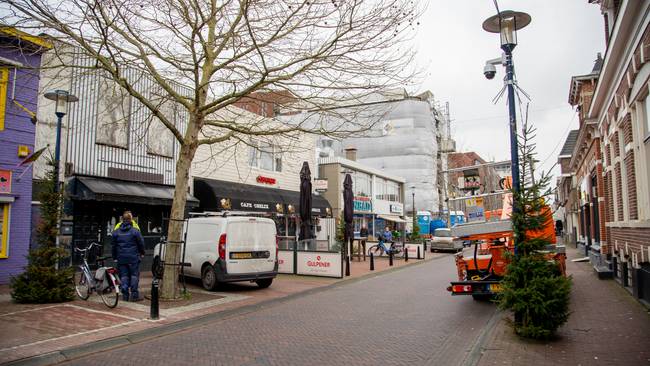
[194,178,285,213]
[280,189,331,216]
[71,176,199,207]
[193,178,331,216]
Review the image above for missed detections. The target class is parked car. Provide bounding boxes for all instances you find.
[153,215,278,290]
[429,228,464,252]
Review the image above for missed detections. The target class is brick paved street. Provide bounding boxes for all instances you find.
[477,245,650,366]
[60,251,496,366]
[0,254,434,364]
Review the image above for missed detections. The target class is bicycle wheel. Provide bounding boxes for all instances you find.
[99,273,119,308]
[368,245,384,257]
[74,271,90,300]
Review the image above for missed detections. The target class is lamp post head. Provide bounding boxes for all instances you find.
[44,89,78,117]
[482,10,531,51]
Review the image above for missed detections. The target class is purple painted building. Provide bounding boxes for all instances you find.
[0,29,48,284]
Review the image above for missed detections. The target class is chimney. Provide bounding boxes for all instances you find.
[344,147,357,161]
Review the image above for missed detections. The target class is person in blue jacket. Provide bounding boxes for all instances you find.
[111,212,145,302]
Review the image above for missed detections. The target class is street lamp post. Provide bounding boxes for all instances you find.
[44,90,78,193]
[482,10,531,251]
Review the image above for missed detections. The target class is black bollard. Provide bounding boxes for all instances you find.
[150,278,160,320]
[405,246,409,262]
[370,252,375,271]
[389,251,393,266]
[345,255,351,277]
[417,245,421,260]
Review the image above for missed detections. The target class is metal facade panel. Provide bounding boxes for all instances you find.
[66,52,190,185]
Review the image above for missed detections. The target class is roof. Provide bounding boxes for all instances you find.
[0,26,52,50]
[559,130,579,157]
[317,156,406,183]
[568,53,602,105]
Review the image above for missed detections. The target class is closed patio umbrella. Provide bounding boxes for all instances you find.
[343,173,353,276]
[299,162,313,242]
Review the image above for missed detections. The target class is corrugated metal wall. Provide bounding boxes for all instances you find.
[66,51,190,185]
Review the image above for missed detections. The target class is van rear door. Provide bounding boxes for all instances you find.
[225,218,276,274]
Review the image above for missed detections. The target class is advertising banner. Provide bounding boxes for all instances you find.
[296,252,342,278]
[465,197,485,223]
[278,250,294,274]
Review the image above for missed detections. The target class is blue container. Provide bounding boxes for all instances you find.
[430,219,447,232]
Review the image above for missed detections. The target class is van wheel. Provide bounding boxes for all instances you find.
[201,265,218,291]
[256,278,273,289]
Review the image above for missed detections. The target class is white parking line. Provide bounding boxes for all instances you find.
[0,305,62,318]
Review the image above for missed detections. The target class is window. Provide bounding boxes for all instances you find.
[643,95,650,136]
[375,178,400,202]
[249,142,282,172]
[0,68,8,131]
[0,203,9,258]
[353,171,371,197]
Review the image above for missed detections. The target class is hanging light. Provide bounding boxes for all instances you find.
[44,89,78,116]
[482,10,531,48]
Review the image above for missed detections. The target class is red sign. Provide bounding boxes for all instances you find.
[256,175,276,185]
[0,170,11,194]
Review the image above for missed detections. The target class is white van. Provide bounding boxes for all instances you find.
[153,215,278,290]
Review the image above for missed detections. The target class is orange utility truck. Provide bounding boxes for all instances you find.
[446,196,566,300]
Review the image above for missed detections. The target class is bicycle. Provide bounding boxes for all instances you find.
[73,242,121,308]
[368,240,403,257]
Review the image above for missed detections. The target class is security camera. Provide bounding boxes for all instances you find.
[483,63,496,80]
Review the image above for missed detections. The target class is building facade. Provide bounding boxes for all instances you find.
[0,29,48,283]
[190,109,331,247]
[318,154,405,241]
[566,54,607,269]
[35,49,198,266]
[583,0,650,302]
[556,130,580,246]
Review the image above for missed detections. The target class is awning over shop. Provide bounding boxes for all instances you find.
[193,178,331,216]
[71,176,199,207]
[377,214,406,223]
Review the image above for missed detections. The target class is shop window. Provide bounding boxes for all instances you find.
[249,142,282,172]
[0,203,9,258]
[0,68,8,131]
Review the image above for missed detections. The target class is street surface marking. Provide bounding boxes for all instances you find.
[0,320,140,352]
[63,304,140,321]
[0,304,62,317]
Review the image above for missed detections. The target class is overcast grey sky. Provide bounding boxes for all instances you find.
[413,0,605,181]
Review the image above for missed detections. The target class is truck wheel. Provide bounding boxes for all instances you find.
[201,265,219,291]
[256,278,273,289]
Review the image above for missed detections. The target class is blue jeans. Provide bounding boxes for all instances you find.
[118,262,140,300]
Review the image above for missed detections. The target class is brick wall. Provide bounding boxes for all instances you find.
[447,152,501,193]
[610,227,650,262]
[624,153,638,220]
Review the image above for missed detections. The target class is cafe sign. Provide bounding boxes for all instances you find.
[0,170,11,194]
[353,196,372,212]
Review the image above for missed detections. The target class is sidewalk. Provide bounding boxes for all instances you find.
[477,244,650,366]
[0,252,436,365]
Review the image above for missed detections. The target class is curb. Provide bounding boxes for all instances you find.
[5,253,447,366]
[461,308,502,366]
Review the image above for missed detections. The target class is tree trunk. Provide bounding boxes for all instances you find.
[160,120,200,299]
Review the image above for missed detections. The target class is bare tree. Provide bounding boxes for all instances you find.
[4,0,422,298]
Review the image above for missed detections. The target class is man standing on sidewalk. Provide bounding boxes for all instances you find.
[112,212,145,302]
